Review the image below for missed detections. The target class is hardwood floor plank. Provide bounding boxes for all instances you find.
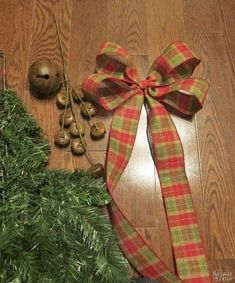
[0,0,36,100]
[27,0,73,170]
[69,0,108,83]
[108,0,147,54]
[185,34,235,259]
[183,0,224,33]
[219,0,235,73]
[209,260,235,282]
[146,0,184,63]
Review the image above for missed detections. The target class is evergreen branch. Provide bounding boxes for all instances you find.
[0,90,130,282]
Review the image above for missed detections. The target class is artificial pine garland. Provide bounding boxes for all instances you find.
[0,89,130,283]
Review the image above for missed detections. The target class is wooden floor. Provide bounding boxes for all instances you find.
[0,0,235,282]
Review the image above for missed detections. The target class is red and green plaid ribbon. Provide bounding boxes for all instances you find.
[82,42,212,283]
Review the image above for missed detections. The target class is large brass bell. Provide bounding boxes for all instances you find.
[29,58,62,98]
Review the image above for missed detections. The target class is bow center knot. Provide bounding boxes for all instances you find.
[132,79,159,97]
[139,79,156,89]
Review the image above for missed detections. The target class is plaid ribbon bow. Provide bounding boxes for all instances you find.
[82,42,212,283]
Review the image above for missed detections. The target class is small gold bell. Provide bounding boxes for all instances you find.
[81,102,96,118]
[71,138,86,155]
[28,58,62,98]
[72,85,85,101]
[54,129,70,147]
[70,121,85,137]
[89,163,104,178]
[56,89,70,107]
[90,122,106,140]
[59,109,74,127]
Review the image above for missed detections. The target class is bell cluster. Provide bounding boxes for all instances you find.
[28,58,106,178]
[54,87,106,151]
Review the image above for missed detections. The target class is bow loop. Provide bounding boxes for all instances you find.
[148,42,201,84]
[82,72,135,111]
[147,78,209,116]
[84,41,209,117]
[96,41,139,82]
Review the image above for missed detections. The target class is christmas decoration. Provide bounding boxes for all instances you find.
[70,121,85,137]
[59,109,74,127]
[28,58,62,98]
[90,122,106,140]
[80,102,96,118]
[71,138,86,155]
[54,129,70,147]
[83,41,212,282]
[52,16,106,176]
[56,89,69,107]
[0,52,129,282]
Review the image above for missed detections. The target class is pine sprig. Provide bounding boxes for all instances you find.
[0,90,130,283]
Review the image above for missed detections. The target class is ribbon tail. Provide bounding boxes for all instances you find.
[146,95,212,283]
[106,94,183,282]
[106,95,144,191]
[108,201,182,282]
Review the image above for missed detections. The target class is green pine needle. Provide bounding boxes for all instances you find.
[0,90,130,283]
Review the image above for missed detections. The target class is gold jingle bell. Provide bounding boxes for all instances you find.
[56,89,70,108]
[29,58,62,98]
[89,163,104,178]
[59,109,74,127]
[71,138,86,155]
[81,102,96,118]
[72,85,85,101]
[90,122,106,140]
[54,129,70,147]
[70,121,85,137]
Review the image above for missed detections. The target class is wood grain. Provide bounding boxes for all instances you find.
[209,260,235,282]
[146,0,184,62]
[183,0,224,34]
[108,0,147,55]
[186,34,235,179]
[0,0,36,100]
[185,34,235,260]
[219,0,235,72]
[68,0,108,83]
